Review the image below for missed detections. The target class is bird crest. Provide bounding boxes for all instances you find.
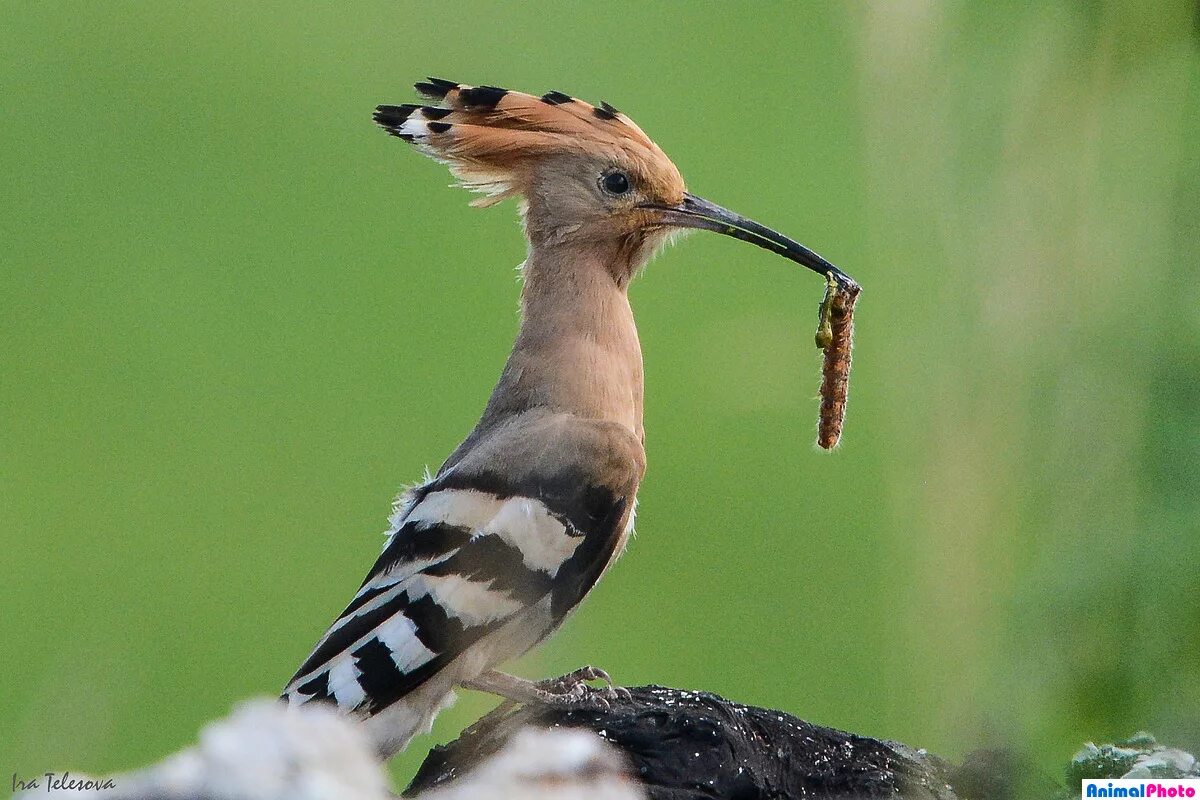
[373,79,684,209]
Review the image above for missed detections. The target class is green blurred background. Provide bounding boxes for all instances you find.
[3,0,1197,787]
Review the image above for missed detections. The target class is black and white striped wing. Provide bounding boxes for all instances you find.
[283,472,628,715]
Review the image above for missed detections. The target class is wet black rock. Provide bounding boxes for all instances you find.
[406,685,961,799]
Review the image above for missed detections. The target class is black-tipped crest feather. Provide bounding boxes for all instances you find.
[374,104,420,138]
[371,77,684,208]
[593,102,619,121]
[414,77,458,99]
[458,85,508,108]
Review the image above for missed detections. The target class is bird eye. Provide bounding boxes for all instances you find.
[601,170,631,196]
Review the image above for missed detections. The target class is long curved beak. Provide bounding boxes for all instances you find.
[641,193,858,290]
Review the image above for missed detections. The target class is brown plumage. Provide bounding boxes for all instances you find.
[283,78,858,760]
[373,81,684,213]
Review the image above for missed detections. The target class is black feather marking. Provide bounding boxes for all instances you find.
[294,671,333,702]
[597,101,621,118]
[434,469,618,538]
[289,590,503,713]
[459,85,508,108]
[421,106,452,120]
[414,83,444,98]
[402,592,478,655]
[373,104,419,129]
[424,534,555,604]
[540,91,573,105]
[425,470,628,624]
[342,582,397,618]
[350,637,407,709]
[356,652,452,713]
[415,77,458,98]
[341,518,473,624]
[364,522,472,586]
[285,469,629,712]
[373,104,421,143]
[427,121,452,134]
[551,495,627,621]
[289,591,414,683]
[352,586,509,710]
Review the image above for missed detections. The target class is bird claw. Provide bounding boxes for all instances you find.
[537,664,612,693]
[533,665,624,709]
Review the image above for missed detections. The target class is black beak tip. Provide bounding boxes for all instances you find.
[831,270,860,293]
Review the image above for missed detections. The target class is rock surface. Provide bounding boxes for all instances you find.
[407,685,959,799]
[22,688,1196,799]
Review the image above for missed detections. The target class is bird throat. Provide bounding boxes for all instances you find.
[479,240,646,441]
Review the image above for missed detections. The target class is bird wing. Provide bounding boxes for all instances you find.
[283,415,642,716]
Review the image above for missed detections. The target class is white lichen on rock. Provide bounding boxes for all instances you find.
[22,699,390,800]
[20,698,644,800]
[418,727,645,800]
[1069,732,1199,781]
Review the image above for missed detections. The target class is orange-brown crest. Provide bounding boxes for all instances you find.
[373,79,685,211]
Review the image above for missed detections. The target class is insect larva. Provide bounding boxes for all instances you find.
[815,275,860,449]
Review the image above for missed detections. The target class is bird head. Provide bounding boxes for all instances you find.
[375,79,855,290]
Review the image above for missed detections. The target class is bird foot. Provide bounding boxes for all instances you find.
[536,665,630,707]
[464,667,629,710]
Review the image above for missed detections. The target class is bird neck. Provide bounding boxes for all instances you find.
[478,239,645,440]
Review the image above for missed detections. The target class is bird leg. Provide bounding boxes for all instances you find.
[464,666,628,708]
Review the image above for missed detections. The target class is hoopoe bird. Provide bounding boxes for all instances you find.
[283,78,855,758]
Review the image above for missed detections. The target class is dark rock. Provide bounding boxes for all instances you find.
[406,685,959,799]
